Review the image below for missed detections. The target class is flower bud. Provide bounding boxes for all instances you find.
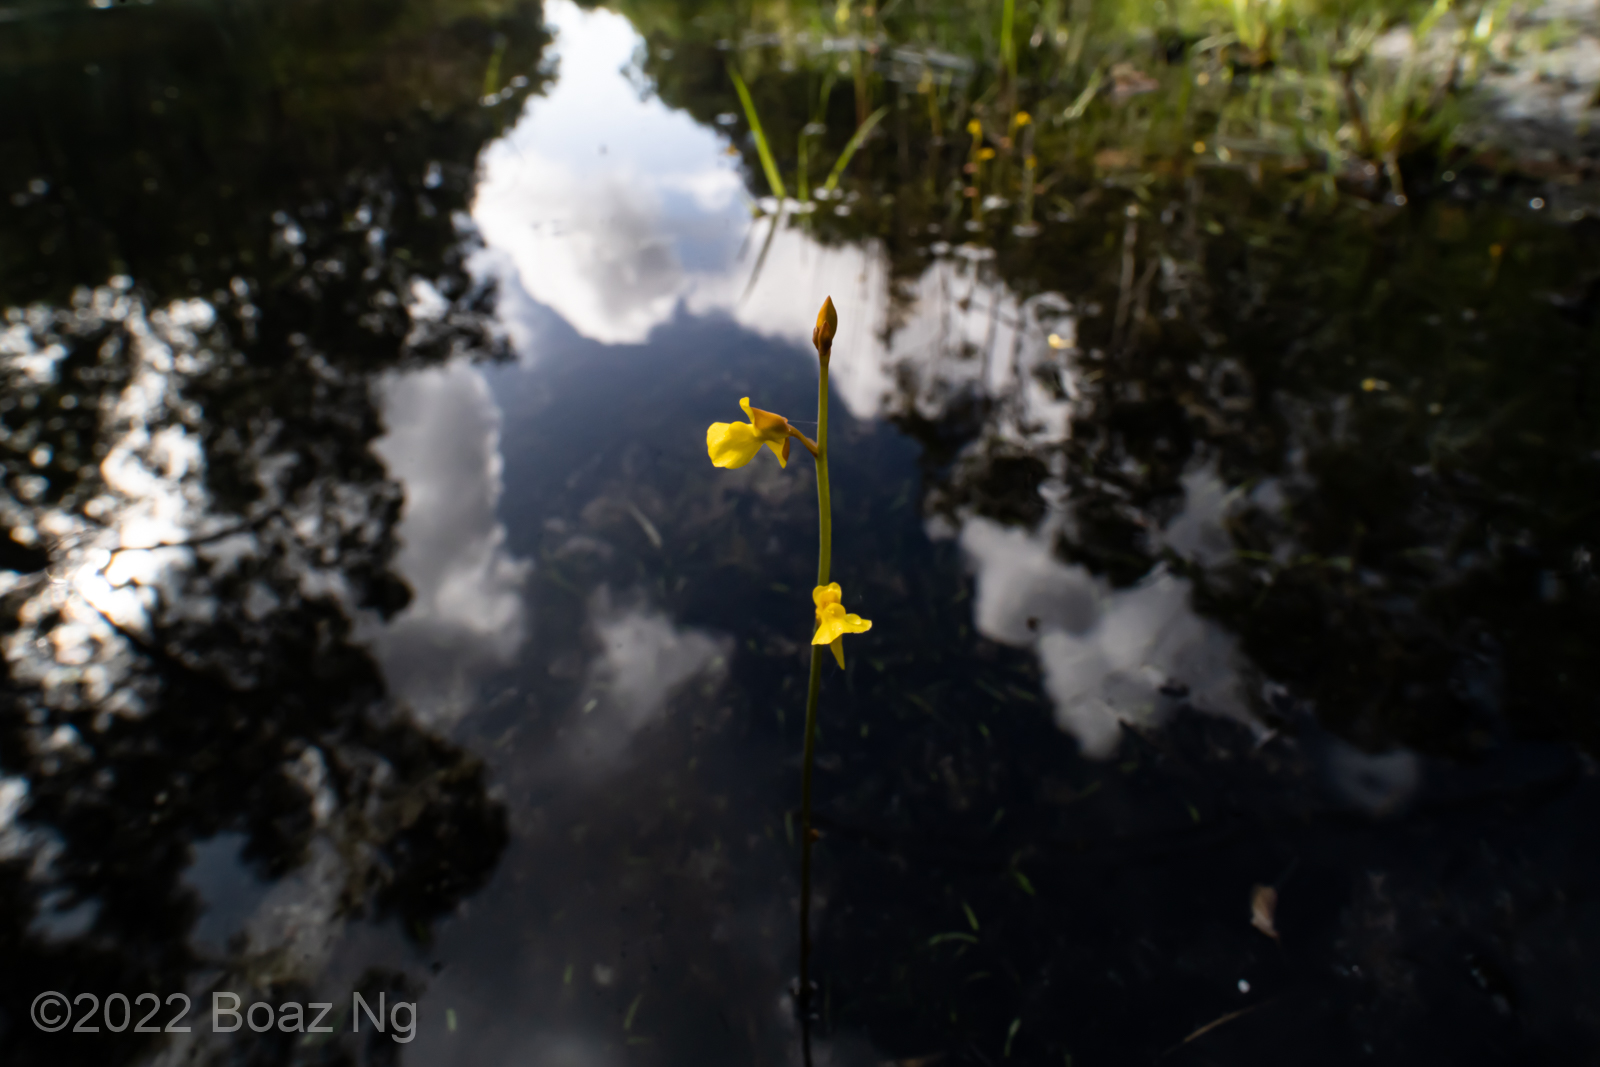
[812,296,837,353]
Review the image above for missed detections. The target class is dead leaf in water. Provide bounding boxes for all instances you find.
[1251,884,1279,941]
[1093,147,1138,171]
[1109,62,1160,101]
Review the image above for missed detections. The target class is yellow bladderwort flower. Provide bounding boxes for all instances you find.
[707,397,796,469]
[812,582,871,668]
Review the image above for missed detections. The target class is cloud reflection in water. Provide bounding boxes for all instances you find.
[958,515,1253,758]
[371,363,531,725]
[566,586,731,769]
[473,1,745,346]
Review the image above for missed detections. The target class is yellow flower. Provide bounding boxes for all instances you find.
[707,397,794,468]
[967,118,982,137]
[812,582,872,668]
[1014,111,1032,127]
[977,147,997,161]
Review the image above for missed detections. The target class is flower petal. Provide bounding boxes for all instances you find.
[811,584,868,667]
[707,421,763,468]
[812,606,845,646]
[838,610,872,635]
[811,602,852,645]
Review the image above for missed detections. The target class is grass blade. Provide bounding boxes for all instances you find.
[728,65,787,201]
[1001,0,1016,81]
[1062,69,1103,121]
[739,207,784,306]
[821,105,889,196]
[927,931,979,947]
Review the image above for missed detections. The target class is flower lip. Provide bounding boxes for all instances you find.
[707,397,794,469]
[812,582,871,668]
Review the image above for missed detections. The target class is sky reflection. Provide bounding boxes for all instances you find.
[371,363,530,726]
[474,2,747,346]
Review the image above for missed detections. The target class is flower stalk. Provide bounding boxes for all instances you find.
[797,296,836,1027]
[701,295,865,1050]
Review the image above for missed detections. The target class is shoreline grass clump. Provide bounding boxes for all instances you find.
[629,0,1551,238]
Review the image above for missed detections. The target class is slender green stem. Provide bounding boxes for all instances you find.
[1001,0,1017,87]
[797,644,824,1023]
[798,350,832,1028]
[815,354,832,587]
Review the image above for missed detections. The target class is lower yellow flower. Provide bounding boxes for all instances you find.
[706,397,793,469]
[812,582,872,668]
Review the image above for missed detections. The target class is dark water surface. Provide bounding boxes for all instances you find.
[4,1,1600,1065]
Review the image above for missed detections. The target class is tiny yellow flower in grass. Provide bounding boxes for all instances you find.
[967,118,982,137]
[1014,111,1032,127]
[812,582,872,668]
[977,147,997,161]
[707,397,795,468]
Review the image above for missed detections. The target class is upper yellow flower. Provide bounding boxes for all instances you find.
[707,397,793,469]
[812,582,872,668]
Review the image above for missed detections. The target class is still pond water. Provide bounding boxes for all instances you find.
[3,0,1599,1064]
